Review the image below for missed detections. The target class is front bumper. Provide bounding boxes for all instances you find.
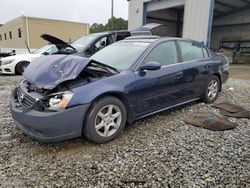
[10,91,91,142]
[0,64,15,74]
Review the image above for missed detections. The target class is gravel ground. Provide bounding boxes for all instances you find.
[0,75,249,188]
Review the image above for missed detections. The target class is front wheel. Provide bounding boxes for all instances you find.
[15,61,30,75]
[83,96,127,143]
[203,76,220,103]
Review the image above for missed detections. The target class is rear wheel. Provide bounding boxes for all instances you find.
[83,96,127,143]
[15,61,29,75]
[203,75,220,103]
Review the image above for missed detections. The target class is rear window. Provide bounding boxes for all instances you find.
[178,41,204,61]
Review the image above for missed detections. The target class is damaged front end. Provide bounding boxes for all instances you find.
[10,54,118,142]
[14,54,118,112]
[12,80,75,112]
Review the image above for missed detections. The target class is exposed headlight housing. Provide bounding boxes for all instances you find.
[48,91,73,110]
[1,59,15,65]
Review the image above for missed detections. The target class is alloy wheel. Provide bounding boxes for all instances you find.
[207,79,219,100]
[94,104,122,137]
[17,62,29,74]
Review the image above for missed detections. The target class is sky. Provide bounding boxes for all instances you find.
[0,0,128,25]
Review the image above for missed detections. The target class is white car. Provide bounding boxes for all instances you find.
[0,44,58,75]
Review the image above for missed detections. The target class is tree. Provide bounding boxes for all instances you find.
[90,17,128,34]
[90,23,107,34]
[106,17,128,31]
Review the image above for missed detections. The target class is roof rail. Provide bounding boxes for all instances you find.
[124,35,160,40]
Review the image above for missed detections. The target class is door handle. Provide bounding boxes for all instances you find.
[175,72,183,79]
[176,72,183,77]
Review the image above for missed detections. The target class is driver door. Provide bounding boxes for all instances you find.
[133,41,184,117]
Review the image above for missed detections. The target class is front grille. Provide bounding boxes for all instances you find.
[17,87,37,108]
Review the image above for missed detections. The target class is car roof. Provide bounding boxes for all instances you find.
[123,36,206,47]
[90,30,130,36]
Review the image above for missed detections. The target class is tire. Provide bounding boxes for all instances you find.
[203,75,220,104]
[15,61,30,75]
[83,96,127,144]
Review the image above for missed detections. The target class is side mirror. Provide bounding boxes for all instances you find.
[42,51,49,55]
[85,47,92,54]
[84,47,92,57]
[140,62,161,71]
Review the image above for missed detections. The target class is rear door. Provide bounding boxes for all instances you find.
[133,40,184,117]
[177,40,211,100]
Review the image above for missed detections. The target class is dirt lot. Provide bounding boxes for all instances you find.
[0,74,249,188]
[229,64,250,80]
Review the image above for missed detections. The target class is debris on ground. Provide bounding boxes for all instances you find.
[184,112,238,131]
[212,102,250,118]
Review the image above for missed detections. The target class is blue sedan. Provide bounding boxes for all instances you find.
[10,36,229,143]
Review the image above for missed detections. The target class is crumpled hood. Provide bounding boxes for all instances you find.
[23,55,91,90]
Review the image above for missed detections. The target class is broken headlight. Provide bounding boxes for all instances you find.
[48,91,73,110]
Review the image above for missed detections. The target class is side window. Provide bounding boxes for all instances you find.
[9,31,12,40]
[143,41,178,66]
[50,46,59,54]
[94,37,107,50]
[44,46,52,54]
[18,28,22,38]
[106,35,114,45]
[179,41,204,61]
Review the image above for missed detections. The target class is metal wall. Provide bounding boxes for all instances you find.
[183,0,213,45]
[128,0,213,45]
[128,0,149,30]
[128,0,185,30]
[147,0,185,12]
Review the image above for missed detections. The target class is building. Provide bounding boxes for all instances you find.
[0,16,89,53]
[128,0,250,49]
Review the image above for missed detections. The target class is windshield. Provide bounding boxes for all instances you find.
[33,45,52,54]
[91,42,150,70]
[71,34,99,52]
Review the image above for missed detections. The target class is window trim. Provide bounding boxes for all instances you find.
[135,40,180,71]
